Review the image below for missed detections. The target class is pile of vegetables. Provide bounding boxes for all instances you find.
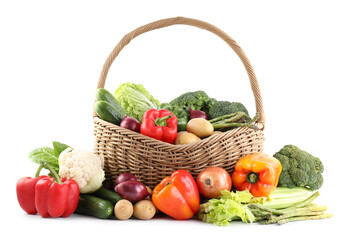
[16,82,332,226]
[198,188,332,226]
[94,82,259,145]
[17,141,157,221]
[16,140,331,225]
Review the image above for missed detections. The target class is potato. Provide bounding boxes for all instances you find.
[145,186,152,195]
[145,186,152,200]
[133,200,156,220]
[212,131,223,135]
[174,131,200,145]
[186,118,214,138]
[114,199,133,220]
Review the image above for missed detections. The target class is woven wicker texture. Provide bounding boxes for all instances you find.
[93,17,265,188]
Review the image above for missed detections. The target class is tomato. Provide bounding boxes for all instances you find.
[196,167,232,199]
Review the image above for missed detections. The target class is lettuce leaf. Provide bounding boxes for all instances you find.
[114,82,160,122]
[198,190,264,226]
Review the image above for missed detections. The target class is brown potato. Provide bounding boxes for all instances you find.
[186,118,214,138]
[114,199,133,220]
[145,186,152,200]
[174,131,200,145]
[212,131,223,135]
[133,200,156,220]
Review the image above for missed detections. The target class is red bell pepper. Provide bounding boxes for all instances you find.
[140,109,178,144]
[35,164,80,218]
[16,165,49,214]
[152,170,200,220]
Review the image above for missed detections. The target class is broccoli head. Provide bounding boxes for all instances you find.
[208,101,249,119]
[169,90,211,111]
[273,145,324,191]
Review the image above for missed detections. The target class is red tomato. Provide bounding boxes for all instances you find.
[196,167,232,199]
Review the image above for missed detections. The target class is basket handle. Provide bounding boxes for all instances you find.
[94,16,265,127]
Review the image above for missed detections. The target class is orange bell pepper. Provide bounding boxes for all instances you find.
[152,170,200,220]
[231,153,282,197]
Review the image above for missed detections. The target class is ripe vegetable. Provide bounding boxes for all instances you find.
[75,194,114,219]
[170,90,211,111]
[95,88,125,115]
[114,199,133,220]
[94,100,125,125]
[152,170,200,220]
[198,189,257,226]
[186,118,214,138]
[35,164,79,218]
[208,101,249,119]
[261,187,316,209]
[95,88,125,125]
[199,188,332,226]
[28,141,71,176]
[114,82,160,122]
[59,149,105,193]
[212,131,223,135]
[209,112,259,131]
[189,108,208,120]
[196,167,232,199]
[140,109,178,144]
[115,180,149,203]
[133,200,156,220]
[115,173,137,186]
[158,103,189,132]
[16,165,49,214]
[232,153,282,197]
[92,186,122,205]
[174,131,200,145]
[273,145,324,190]
[120,116,141,132]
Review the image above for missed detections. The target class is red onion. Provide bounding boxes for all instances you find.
[189,109,208,120]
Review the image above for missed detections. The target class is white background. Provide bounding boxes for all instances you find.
[1,0,346,239]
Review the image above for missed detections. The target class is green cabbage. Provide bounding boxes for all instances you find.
[114,82,160,122]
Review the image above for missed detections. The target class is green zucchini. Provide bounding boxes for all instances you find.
[75,194,114,219]
[92,186,122,205]
[94,100,125,125]
[96,88,125,115]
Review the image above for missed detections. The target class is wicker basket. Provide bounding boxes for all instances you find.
[93,17,266,189]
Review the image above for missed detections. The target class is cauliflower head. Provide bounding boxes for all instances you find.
[59,149,105,193]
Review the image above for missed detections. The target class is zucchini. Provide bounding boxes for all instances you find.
[75,194,113,219]
[92,186,122,205]
[95,100,125,125]
[96,88,125,116]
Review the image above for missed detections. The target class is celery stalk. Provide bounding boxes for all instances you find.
[261,187,315,209]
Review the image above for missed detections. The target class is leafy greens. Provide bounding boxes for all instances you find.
[114,82,159,122]
[28,141,71,173]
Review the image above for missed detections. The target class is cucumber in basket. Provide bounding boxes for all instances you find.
[95,88,125,125]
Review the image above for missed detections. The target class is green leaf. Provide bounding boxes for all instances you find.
[28,147,59,172]
[53,141,71,158]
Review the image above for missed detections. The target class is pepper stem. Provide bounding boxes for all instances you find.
[247,172,259,184]
[35,164,45,178]
[44,164,62,184]
[154,115,172,127]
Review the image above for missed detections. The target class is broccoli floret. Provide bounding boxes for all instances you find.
[277,171,296,188]
[273,145,324,191]
[169,90,211,111]
[208,101,249,119]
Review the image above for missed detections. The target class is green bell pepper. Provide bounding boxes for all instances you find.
[158,103,189,132]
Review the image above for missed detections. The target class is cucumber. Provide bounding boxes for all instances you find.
[96,88,125,116]
[75,194,114,219]
[95,100,125,125]
[92,186,122,205]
